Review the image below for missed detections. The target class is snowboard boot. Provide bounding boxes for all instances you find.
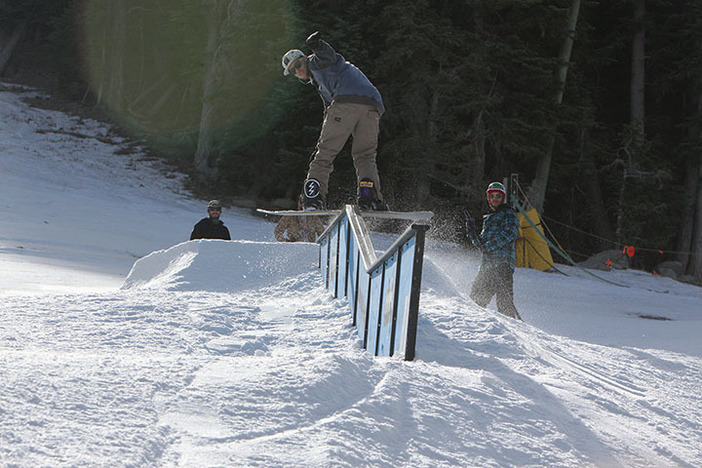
[302,179,326,211]
[357,178,389,211]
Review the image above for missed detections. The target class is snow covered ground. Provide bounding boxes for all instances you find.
[1,84,701,467]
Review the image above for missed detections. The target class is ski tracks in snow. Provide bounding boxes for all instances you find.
[415,293,702,468]
[506,315,702,467]
[1,269,701,467]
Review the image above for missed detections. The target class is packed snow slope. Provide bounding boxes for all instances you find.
[1,84,701,467]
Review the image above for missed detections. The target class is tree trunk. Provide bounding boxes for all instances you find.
[630,0,646,143]
[687,160,702,282]
[108,1,126,113]
[579,129,613,249]
[0,21,26,76]
[474,109,486,191]
[678,9,702,278]
[684,44,702,282]
[416,90,441,207]
[193,1,228,181]
[676,134,699,272]
[470,5,487,199]
[614,0,646,245]
[527,0,581,213]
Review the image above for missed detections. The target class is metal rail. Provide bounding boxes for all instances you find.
[317,205,430,360]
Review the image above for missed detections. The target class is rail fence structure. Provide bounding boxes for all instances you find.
[317,205,431,361]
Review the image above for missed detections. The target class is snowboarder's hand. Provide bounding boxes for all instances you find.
[464,210,476,229]
[464,210,477,238]
[306,31,321,49]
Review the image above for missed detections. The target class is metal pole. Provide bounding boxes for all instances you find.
[404,224,429,361]
[374,263,386,356]
[389,250,402,357]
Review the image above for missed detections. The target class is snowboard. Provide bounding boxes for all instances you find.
[256,208,433,222]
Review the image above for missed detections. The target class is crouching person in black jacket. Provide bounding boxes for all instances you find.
[190,200,231,240]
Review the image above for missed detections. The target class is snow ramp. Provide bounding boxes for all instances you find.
[121,239,319,293]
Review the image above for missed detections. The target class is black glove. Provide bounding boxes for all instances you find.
[306,31,321,49]
[464,210,478,238]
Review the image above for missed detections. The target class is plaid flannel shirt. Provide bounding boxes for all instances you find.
[470,204,519,270]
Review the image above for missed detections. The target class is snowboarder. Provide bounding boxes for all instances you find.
[466,182,522,320]
[281,31,388,212]
[190,200,231,240]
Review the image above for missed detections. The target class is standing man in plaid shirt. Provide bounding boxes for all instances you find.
[466,182,523,320]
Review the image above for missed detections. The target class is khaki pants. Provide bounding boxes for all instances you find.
[306,101,383,199]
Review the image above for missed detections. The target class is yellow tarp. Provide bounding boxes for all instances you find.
[516,208,554,271]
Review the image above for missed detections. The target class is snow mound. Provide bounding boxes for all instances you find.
[420,257,464,298]
[121,240,318,293]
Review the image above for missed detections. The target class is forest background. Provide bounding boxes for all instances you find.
[1,0,701,282]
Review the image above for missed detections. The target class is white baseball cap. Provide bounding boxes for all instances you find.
[282,49,305,76]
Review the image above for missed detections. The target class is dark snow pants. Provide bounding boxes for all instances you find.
[470,263,522,320]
